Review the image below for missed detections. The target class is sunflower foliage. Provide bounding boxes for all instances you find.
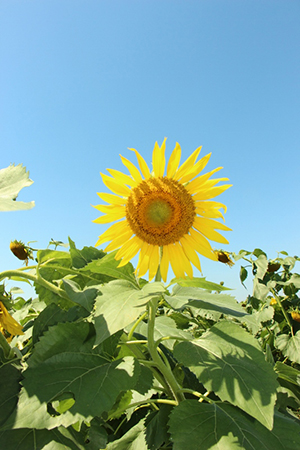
[0,240,300,450]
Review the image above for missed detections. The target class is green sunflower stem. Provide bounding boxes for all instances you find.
[0,269,70,301]
[147,296,185,404]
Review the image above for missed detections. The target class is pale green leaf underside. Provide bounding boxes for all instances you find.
[0,164,35,211]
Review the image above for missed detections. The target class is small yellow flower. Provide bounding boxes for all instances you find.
[10,240,33,266]
[270,298,277,306]
[0,301,24,342]
[93,139,232,281]
[215,250,234,267]
[289,308,300,323]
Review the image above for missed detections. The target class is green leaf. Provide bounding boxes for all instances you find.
[174,321,278,429]
[68,237,106,269]
[82,250,137,284]
[106,418,148,450]
[275,361,300,386]
[0,164,35,211]
[240,266,248,286]
[0,363,22,427]
[169,277,231,291]
[276,331,300,364]
[239,306,274,335]
[254,253,269,279]
[63,279,98,312]
[134,315,193,350]
[0,426,86,450]
[168,400,300,450]
[166,285,247,320]
[32,303,87,344]
[23,355,141,418]
[28,321,93,368]
[0,387,85,430]
[145,405,172,450]
[93,280,165,346]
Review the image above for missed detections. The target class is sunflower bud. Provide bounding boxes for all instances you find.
[10,240,33,266]
[215,251,234,267]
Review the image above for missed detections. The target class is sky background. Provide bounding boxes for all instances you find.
[1,0,299,301]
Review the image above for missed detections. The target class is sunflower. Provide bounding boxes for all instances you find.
[0,301,24,342]
[93,139,232,281]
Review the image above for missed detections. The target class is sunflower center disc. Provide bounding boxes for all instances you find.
[126,177,195,246]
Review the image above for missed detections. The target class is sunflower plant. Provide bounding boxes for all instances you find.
[0,141,299,449]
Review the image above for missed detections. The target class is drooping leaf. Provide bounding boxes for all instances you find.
[174,321,278,429]
[165,285,247,320]
[82,250,137,284]
[23,355,141,418]
[168,400,300,450]
[169,277,231,291]
[276,331,300,364]
[145,405,172,450]
[93,280,165,346]
[0,164,35,211]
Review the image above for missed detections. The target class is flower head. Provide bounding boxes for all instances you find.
[215,250,234,267]
[10,240,34,266]
[0,301,24,342]
[93,139,232,281]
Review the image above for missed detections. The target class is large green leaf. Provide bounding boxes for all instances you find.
[93,280,165,345]
[0,387,85,431]
[0,426,85,450]
[23,355,141,418]
[174,321,278,429]
[28,322,93,368]
[168,400,300,450]
[0,164,35,211]
[32,303,87,344]
[166,285,247,320]
[0,363,22,427]
[276,331,300,364]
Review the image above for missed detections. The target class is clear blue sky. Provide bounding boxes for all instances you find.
[1,0,299,301]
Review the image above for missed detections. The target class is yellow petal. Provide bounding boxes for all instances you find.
[180,236,202,272]
[105,228,133,251]
[173,146,202,181]
[168,244,185,279]
[93,204,125,215]
[106,169,138,187]
[193,220,230,244]
[148,245,160,281]
[174,242,193,278]
[186,231,218,261]
[129,148,151,179]
[95,220,129,246]
[136,242,151,278]
[186,167,223,193]
[97,192,126,205]
[93,213,125,224]
[194,217,232,232]
[101,173,132,196]
[116,236,143,262]
[179,153,212,184]
[152,138,166,178]
[167,142,181,178]
[120,155,143,183]
[192,184,232,201]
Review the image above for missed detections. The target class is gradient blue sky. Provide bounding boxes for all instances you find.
[1,0,299,301]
